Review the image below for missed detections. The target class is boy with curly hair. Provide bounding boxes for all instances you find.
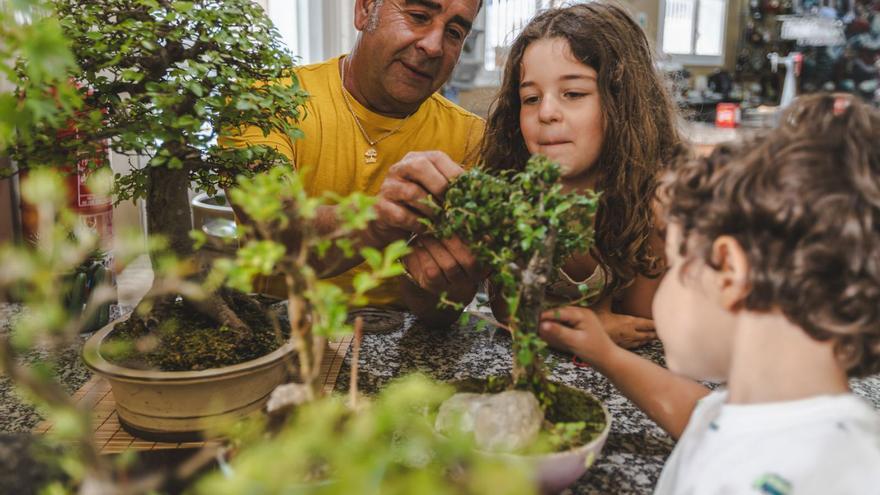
[540,93,880,493]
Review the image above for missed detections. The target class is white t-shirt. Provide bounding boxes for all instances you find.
[654,390,880,494]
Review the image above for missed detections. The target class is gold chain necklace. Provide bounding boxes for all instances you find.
[340,59,413,164]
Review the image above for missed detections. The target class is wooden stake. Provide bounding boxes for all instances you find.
[349,316,363,409]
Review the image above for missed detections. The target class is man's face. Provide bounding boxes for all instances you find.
[356,0,480,108]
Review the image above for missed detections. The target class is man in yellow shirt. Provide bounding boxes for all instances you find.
[220,0,486,326]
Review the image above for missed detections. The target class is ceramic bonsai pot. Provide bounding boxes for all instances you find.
[82,315,295,441]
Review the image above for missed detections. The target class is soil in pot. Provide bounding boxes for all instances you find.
[104,296,287,371]
[448,377,607,454]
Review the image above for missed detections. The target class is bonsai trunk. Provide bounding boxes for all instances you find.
[140,154,252,341]
[146,164,194,263]
[511,229,557,388]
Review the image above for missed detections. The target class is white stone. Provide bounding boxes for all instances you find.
[265,383,310,413]
[435,390,544,453]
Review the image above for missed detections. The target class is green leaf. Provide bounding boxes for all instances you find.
[190,229,207,250]
[352,272,379,295]
[189,83,205,97]
[382,239,411,262]
[336,238,354,258]
[517,347,533,367]
[360,247,382,269]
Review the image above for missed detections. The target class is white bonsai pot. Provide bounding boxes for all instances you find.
[524,400,611,494]
[191,192,237,255]
[446,380,612,494]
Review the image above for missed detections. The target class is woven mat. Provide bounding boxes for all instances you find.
[32,336,352,454]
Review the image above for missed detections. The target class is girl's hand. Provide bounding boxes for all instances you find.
[593,310,656,349]
[539,306,619,366]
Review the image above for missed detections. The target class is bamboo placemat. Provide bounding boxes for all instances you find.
[32,336,353,454]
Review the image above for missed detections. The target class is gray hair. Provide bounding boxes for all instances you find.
[364,0,484,32]
[365,0,383,32]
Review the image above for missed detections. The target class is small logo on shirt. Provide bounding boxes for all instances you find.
[752,473,792,495]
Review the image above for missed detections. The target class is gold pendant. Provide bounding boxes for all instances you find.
[364,146,379,163]
[364,147,378,164]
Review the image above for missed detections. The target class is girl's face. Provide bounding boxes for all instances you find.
[519,37,604,189]
[653,224,735,383]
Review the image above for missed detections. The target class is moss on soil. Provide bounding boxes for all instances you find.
[103,297,285,371]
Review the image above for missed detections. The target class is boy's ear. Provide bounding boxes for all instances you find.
[711,236,750,310]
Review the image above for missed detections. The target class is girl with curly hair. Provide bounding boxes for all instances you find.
[484,2,682,349]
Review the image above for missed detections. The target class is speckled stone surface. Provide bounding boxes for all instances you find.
[0,304,129,434]
[335,310,880,495]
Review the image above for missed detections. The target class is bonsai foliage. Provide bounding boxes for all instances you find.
[432,156,600,392]
[8,0,309,338]
[1,3,195,491]
[194,374,537,495]
[190,169,539,492]
[0,172,112,485]
[213,165,410,400]
[0,0,81,152]
[0,170,201,493]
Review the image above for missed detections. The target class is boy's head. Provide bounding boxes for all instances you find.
[481,1,681,299]
[656,93,880,380]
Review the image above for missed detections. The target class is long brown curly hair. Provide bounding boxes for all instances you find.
[481,2,681,298]
[667,93,880,378]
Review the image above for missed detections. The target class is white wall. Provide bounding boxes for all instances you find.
[265,0,358,64]
[108,151,148,249]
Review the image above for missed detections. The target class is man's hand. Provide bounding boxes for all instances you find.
[368,151,465,246]
[402,234,484,304]
[398,234,486,328]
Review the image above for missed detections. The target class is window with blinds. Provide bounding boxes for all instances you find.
[483,0,591,71]
[660,0,727,63]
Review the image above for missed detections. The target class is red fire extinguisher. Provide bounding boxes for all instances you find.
[19,83,114,254]
[20,140,114,255]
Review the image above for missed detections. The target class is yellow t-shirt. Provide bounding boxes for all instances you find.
[219,55,485,307]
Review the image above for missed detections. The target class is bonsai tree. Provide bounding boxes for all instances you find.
[196,163,540,491]
[433,155,600,393]
[426,157,608,469]
[216,165,409,401]
[8,0,308,351]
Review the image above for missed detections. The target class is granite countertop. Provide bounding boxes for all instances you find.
[3,305,880,494]
[335,311,674,494]
[0,304,126,434]
[336,309,880,495]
